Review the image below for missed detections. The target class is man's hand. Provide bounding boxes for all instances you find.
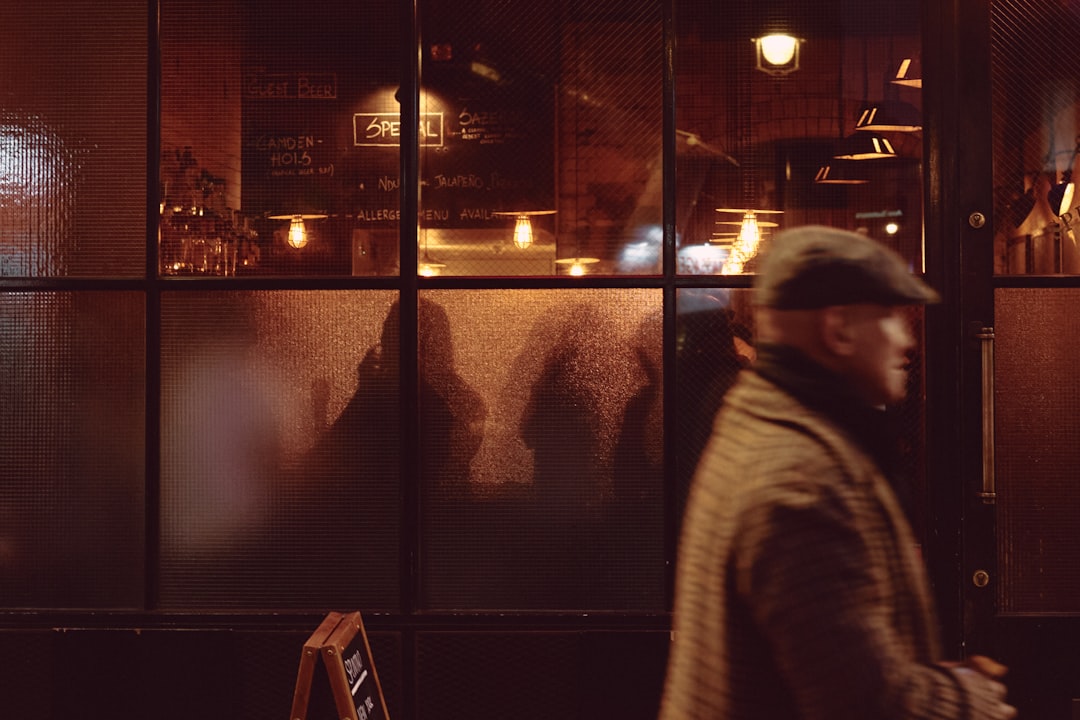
[965,655,1008,680]
[943,655,1016,720]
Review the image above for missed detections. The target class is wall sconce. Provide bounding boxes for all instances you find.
[1048,173,1075,217]
[269,213,327,249]
[755,34,800,76]
[1048,138,1080,216]
[855,100,923,133]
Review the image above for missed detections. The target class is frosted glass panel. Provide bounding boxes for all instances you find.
[0,2,146,277]
[419,289,664,610]
[994,288,1080,613]
[0,292,145,608]
[159,290,400,609]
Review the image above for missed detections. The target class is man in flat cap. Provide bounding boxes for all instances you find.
[659,226,1015,720]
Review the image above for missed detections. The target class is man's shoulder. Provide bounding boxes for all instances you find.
[717,373,833,449]
[695,372,863,500]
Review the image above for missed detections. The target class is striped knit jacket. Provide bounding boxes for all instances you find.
[659,347,1004,720]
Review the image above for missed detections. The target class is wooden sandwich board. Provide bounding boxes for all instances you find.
[290,611,389,720]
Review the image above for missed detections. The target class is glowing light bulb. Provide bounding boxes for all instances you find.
[513,214,534,249]
[1061,183,1075,215]
[722,211,763,275]
[555,255,599,276]
[759,34,797,66]
[287,215,308,249]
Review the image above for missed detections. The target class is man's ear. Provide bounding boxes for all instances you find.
[819,306,856,357]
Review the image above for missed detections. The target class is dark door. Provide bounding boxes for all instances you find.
[955,2,1080,718]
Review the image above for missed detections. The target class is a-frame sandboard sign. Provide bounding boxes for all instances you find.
[290,611,389,720]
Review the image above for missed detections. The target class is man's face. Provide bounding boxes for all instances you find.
[840,304,917,406]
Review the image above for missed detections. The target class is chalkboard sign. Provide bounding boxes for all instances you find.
[291,612,389,720]
[241,60,553,228]
[241,68,345,216]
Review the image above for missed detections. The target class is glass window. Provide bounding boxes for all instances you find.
[675,1,924,276]
[419,289,664,610]
[161,0,400,277]
[0,1,146,277]
[0,292,145,608]
[159,290,400,610]
[418,0,664,277]
[995,288,1080,613]
[991,2,1080,274]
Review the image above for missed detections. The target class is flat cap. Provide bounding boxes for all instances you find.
[754,225,940,309]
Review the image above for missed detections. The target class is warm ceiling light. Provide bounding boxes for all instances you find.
[288,216,308,249]
[833,133,897,160]
[555,256,600,276]
[494,210,555,250]
[513,215,533,249]
[855,100,923,133]
[759,34,797,65]
[755,34,800,75]
[892,57,922,88]
[713,208,782,274]
[269,213,328,249]
[814,162,869,185]
[418,252,447,277]
[722,212,761,274]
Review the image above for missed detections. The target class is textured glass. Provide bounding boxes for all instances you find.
[160,0,400,277]
[419,289,663,610]
[417,0,663,277]
[675,1,924,276]
[0,292,145,608]
[991,3,1080,274]
[0,2,146,276]
[995,289,1080,613]
[674,289,755,521]
[159,290,400,609]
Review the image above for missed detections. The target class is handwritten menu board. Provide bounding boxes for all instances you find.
[242,69,345,215]
[242,63,554,227]
[413,85,555,229]
[291,611,389,720]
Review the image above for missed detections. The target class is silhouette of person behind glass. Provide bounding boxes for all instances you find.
[675,291,749,523]
[269,301,401,601]
[610,310,665,609]
[281,297,488,602]
[415,298,487,496]
[518,304,615,608]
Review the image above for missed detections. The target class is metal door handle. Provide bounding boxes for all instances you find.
[976,326,996,504]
